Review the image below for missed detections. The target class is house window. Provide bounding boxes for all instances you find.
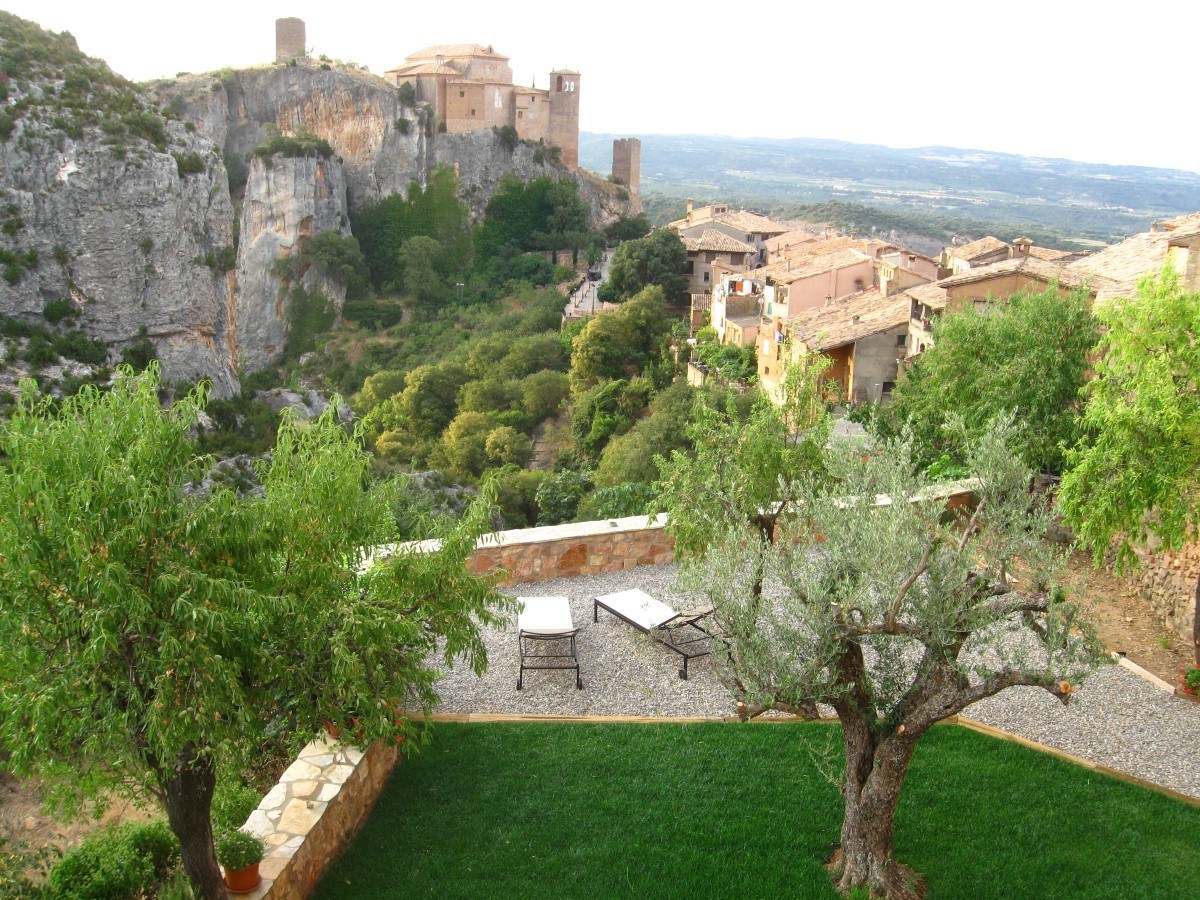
[470,109,476,116]
[459,90,465,97]
[517,111,523,119]
[896,334,906,347]
[703,271,710,283]
[685,260,694,275]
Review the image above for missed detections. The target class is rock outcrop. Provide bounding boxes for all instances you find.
[236,153,351,370]
[0,29,239,395]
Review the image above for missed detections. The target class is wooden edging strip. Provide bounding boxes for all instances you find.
[420,712,1200,809]
[1110,651,1178,695]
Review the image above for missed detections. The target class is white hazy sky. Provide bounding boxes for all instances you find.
[5,0,1198,172]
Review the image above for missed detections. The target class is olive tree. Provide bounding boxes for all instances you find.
[0,367,508,898]
[676,422,1103,897]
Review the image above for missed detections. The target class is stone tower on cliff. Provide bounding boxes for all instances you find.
[547,69,580,168]
[612,138,641,213]
[275,17,306,63]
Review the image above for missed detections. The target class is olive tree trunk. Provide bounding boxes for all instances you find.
[160,750,226,900]
[834,713,923,899]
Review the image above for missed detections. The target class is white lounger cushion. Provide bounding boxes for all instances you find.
[517,596,575,635]
[595,589,679,630]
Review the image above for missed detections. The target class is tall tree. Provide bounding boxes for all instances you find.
[0,368,507,898]
[600,228,689,304]
[1059,269,1200,666]
[678,422,1102,897]
[878,283,1099,475]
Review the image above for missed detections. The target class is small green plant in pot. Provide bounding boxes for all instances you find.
[216,828,265,894]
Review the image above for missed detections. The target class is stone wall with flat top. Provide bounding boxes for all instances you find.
[1136,539,1199,649]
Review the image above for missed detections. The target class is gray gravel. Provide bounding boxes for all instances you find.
[433,563,1200,799]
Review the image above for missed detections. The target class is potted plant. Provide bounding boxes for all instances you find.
[216,828,265,894]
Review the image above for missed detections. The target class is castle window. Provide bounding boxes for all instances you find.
[470,109,476,116]
[459,90,465,97]
[517,111,523,119]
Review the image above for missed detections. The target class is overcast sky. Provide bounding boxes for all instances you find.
[6,0,1198,173]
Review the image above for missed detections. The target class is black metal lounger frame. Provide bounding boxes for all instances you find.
[593,597,716,679]
[517,627,583,690]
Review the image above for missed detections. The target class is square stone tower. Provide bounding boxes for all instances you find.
[547,69,580,168]
[276,18,306,63]
[612,138,642,213]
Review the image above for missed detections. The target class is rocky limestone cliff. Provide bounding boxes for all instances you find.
[0,18,239,395]
[157,62,630,225]
[236,153,351,371]
[158,62,427,210]
[436,130,629,228]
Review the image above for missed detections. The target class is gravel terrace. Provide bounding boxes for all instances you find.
[433,563,1200,800]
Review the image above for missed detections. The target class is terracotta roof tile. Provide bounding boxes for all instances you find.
[749,246,873,284]
[683,229,757,254]
[950,236,1010,262]
[940,255,1120,292]
[904,282,950,310]
[785,289,909,351]
[405,44,509,61]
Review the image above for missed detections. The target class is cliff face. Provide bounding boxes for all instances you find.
[436,130,629,227]
[159,63,427,209]
[236,154,351,371]
[0,19,239,395]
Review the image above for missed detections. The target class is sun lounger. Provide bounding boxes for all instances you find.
[516,596,582,690]
[592,588,716,679]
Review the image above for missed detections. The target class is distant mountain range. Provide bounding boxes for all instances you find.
[579,133,1200,244]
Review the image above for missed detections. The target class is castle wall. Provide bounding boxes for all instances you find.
[514,91,550,142]
[445,82,487,132]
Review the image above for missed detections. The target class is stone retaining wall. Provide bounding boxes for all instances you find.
[241,738,400,899]
[1136,540,1199,648]
[465,514,674,586]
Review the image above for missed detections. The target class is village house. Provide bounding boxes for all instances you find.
[681,230,757,295]
[758,288,910,404]
[905,255,1119,355]
[1069,211,1200,293]
[940,235,1088,278]
[669,201,793,266]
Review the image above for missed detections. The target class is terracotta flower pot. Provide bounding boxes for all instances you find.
[224,862,262,894]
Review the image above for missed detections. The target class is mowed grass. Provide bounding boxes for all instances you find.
[315,723,1200,899]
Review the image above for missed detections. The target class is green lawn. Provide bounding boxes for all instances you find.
[315,723,1199,899]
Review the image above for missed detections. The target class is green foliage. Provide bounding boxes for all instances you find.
[475,175,593,261]
[395,116,411,135]
[343,297,403,330]
[41,298,76,325]
[878,284,1098,476]
[694,338,758,383]
[353,167,472,294]
[252,131,334,160]
[211,781,263,831]
[396,81,416,108]
[0,246,39,285]
[301,231,371,301]
[493,125,519,152]
[47,822,178,899]
[118,325,156,373]
[569,286,673,395]
[604,213,651,243]
[397,235,444,306]
[571,378,651,460]
[285,286,337,359]
[520,370,570,419]
[535,468,594,525]
[214,830,264,871]
[577,482,658,520]
[200,245,236,273]
[224,152,248,194]
[441,410,494,478]
[486,465,544,528]
[602,228,688,304]
[1059,270,1200,658]
[172,151,205,176]
[0,366,509,893]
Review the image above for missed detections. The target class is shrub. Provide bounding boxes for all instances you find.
[119,326,157,372]
[211,780,263,830]
[121,110,167,148]
[251,132,334,160]
[121,821,179,879]
[397,81,416,108]
[23,334,58,367]
[173,151,205,176]
[224,152,248,194]
[42,298,76,325]
[215,829,265,872]
[52,243,69,265]
[48,826,156,899]
[493,124,519,152]
[343,298,403,331]
[54,330,107,366]
[395,116,411,135]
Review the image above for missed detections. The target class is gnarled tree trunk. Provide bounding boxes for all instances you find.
[160,748,226,900]
[835,712,923,899]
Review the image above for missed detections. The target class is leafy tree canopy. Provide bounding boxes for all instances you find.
[600,228,689,305]
[0,367,507,897]
[1059,269,1200,664]
[877,283,1098,475]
